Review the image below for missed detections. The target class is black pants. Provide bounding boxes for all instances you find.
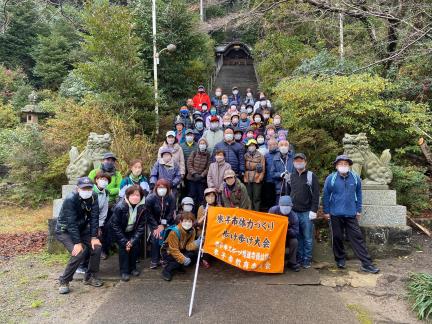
[118,232,140,275]
[102,208,113,254]
[188,180,206,209]
[330,216,372,266]
[246,182,262,211]
[150,234,160,264]
[164,251,197,275]
[56,228,101,284]
[261,182,276,211]
[285,237,298,266]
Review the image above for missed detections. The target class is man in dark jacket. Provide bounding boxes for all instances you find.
[55,177,103,294]
[271,140,294,195]
[262,138,278,211]
[286,153,320,269]
[145,179,176,269]
[268,196,300,272]
[323,155,379,274]
[212,127,245,176]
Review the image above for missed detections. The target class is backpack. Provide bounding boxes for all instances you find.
[329,170,360,202]
[159,225,181,247]
[287,171,313,194]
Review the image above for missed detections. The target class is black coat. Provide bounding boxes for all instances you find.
[110,199,155,248]
[55,192,99,244]
[144,192,176,229]
[286,169,320,213]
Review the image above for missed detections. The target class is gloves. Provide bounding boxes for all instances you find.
[281,172,289,180]
[184,257,192,266]
[149,183,155,190]
[193,174,203,181]
[194,237,202,247]
[309,211,317,220]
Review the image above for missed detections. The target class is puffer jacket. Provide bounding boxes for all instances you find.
[158,142,185,176]
[186,145,210,181]
[212,140,245,175]
[202,128,224,154]
[180,141,198,165]
[149,158,181,188]
[244,150,265,183]
[145,191,176,228]
[55,191,99,244]
[264,148,278,182]
[207,160,232,192]
[221,179,251,209]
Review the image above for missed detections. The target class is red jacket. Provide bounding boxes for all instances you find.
[193,93,211,111]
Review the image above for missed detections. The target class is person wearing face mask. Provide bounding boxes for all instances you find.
[111,185,153,281]
[173,106,193,131]
[233,128,244,144]
[213,127,245,177]
[268,196,300,272]
[244,139,265,211]
[218,94,230,116]
[203,116,224,154]
[93,172,111,261]
[285,153,320,269]
[323,155,379,274]
[205,108,222,129]
[55,177,103,294]
[192,85,211,110]
[238,107,251,132]
[262,108,273,127]
[271,140,295,196]
[150,147,182,200]
[161,212,200,281]
[158,131,186,179]
[272,113,286,133]
[145,179,176,269]
[246,103,254,116]
[228,102,239,115]
[243,88,255,106]
[230,112,240,128]
[196,187,219,269]
[253,93,273,113]
[256,134,268,156]
[221,169,251,209]
[252,112,265,133]
[243,127,256,145]
[88,152,122,205]
[265,124,277,143]
[119,159,150,199]
[180,197,195,215]
[211,87,223,108]
[262,138,279,210]
[174,120,186,144]
[180,129,198,166]
[221,113,232,130]
[229,86,242,105]
[193,117,205,140]
[187,138,210,207]
[207,150,232,195]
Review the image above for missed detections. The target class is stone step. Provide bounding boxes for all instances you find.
[360,204,407,226]
[362,189,397,206]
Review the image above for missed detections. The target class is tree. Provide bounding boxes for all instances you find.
[75,0,152,117]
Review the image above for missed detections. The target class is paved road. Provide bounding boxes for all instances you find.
[88,260,358,324]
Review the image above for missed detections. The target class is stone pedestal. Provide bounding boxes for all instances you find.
[48,184,76,253]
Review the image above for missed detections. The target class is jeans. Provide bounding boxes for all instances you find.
[56,228,101,284]
[150,234,160,264]
[296,211,313,264]
[118,232,140,275]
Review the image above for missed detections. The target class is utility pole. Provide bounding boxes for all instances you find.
[200,0,204,21]
[152,0,159,135]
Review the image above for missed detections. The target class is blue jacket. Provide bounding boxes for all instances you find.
[268,206,299,239]
[149,159,181,188]
[322,171,362,217]
[211,96,223,108]
[238,119,250,133]
[212,140,245,174]
[229,94,242,105]
[264,149,278,182]
[271,151,294,194]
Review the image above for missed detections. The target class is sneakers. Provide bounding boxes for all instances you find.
[302,261,311,269]
[150,261,160,269]
[59,282,70,294]
[121,273,130,282]
[336,259,346,269]
[361,264,380,274]
[287,263,301,272]
[161,269,172,281]
[83,274,104,287]
[75,266,87,274]
[131,269,141,277]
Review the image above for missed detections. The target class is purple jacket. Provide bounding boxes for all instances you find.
[150,159,181,188]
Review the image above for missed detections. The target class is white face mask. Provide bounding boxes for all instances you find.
[182,220,193,231]
[254,117,261,123]
[337,166,350,174]
[232,118,239,124]
[279,146,289,154]
[167,137,175,145]
[247,133,254,139]
[263,114,270,119]
[248,146,256,153]
[199,144,207,151]
[215,91,222,97]
[202,106,208,111]
[280,206,292,215]
[260,101,267,107]
[273,118,281,125]
[222,99,228,104]
[183,205,193,212]
[97,179,109,189]
[257,137,265,144]
[294,162,306,170]
[78,189,93,200]
[196,122,204,130]
[247,108,253,114]
[157,187,167,197]
[210,122,219,129]
[186,136,194,143]
[234,134,242,140]
[233,90,239,95]
[224,133,234,141]
[247,92,252,97]
[223,121,231,127]
[162,155,171,164]
[215,156,224,163]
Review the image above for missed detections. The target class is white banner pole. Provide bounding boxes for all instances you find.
[188,204,209,317]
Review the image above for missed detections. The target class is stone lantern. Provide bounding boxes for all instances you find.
[21,91,42,124]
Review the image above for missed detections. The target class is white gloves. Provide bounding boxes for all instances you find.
[184,257,192,266]
[281,172,289,180]
[309,211,317,220]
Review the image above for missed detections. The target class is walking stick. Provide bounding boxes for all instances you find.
[188,204,209,317]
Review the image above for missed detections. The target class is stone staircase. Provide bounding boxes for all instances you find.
[212,64,258,96]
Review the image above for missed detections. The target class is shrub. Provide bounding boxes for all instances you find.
[390,165,431,214]
[407,272,432,320]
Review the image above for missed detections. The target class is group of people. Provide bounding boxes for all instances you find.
[55,85,380,295]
